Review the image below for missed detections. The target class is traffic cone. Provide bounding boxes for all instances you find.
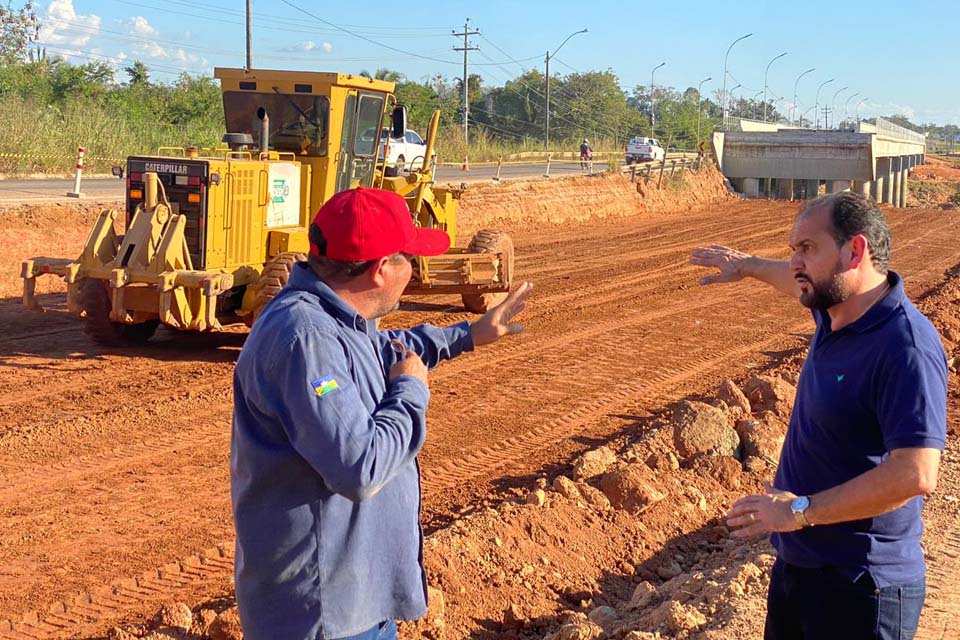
[461,155,470,171]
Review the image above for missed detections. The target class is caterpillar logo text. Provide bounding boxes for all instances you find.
[144,162,189,175]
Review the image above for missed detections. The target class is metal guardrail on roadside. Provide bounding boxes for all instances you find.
[622,155,706,187]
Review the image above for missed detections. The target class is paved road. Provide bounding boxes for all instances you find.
[0,161,606,204]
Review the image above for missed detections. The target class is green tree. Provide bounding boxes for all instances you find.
[394,79,440,132]
[125,61,150,86]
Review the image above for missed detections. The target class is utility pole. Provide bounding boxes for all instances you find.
[452,19,480,146]
[245,0,253,70]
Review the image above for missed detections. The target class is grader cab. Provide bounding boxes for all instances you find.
[20,68,513,345]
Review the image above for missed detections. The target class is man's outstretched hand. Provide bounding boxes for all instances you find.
[689,244,753,285]
[470,282,533,347]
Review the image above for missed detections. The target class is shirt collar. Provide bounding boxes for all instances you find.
[817,270,904,334]
[287,262,372,334]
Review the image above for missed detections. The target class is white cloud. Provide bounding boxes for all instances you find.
[281,40,334,53]
[124,16,158,37]
[39,0,101,47]
[134,40,168,59]
[864,101,917,121]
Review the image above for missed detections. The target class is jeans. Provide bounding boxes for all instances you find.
[338,620,398,640]
[765,558,925,640]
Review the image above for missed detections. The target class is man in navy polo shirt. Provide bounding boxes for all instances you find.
[691,191,947,640]
[231,187,533,640]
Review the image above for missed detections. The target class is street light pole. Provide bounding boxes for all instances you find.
[855,98,869,124]
[762,51,787,123]
[544,28,588,151]
[696,76,711,149]
[772,96,784,121]
[728,83,741,118]
[843,91,860,127]
[792,67,815,126]
[721,33,752,128]
[801,105,816,128]
[829,86,848,129]
[752,90,763,120]
[650,61,666,135]
[814,78,834,130]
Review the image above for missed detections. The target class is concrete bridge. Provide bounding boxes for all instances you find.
[713,117,926,206]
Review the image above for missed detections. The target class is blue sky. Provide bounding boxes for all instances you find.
[36,0,960,125]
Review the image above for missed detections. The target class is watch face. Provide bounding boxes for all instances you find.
[792,496,810,512]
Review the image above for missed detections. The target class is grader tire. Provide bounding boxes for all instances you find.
[461,229,514,314]
[246,251,307,326]
[78,278,159,346]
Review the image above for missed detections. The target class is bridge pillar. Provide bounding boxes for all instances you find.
[777,178,795,201]
[829,180,851,194]
[891,157,903,208]
[742,178,760,198]
[854,180,872,198]
[878,157,893,204]
[899,157,909,208]
[803,179,820,199]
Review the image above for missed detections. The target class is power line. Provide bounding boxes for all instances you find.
[277,0,461,65]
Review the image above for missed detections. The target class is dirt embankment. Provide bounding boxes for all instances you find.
[909,155,960,209]
[457,166,732,234]
[0,166,732,301]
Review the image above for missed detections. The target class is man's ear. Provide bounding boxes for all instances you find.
[848,235,869,270]
[367,256,392,288]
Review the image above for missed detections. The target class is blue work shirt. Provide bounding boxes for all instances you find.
[231,262,474,639]
[772,271,948,588]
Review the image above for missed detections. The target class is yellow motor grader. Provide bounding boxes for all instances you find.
[20,68,513,345]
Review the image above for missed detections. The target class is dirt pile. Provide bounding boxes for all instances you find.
[908,156,960,209]
[457,165,732,234]
[108,371,797,640]
[0,202,115,298]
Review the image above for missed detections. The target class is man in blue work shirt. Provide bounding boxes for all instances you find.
[231,186,532,640]
[691,191,947,640]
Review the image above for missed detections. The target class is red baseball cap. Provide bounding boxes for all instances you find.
[310,187,450,261]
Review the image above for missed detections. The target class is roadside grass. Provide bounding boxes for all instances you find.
[0,95,621,175]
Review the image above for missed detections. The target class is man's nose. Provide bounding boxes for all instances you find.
[789,252,804,272]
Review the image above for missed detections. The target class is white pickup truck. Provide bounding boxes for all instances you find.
[624,136,665,165]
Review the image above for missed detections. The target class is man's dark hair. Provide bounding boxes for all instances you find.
[307,225,410,281]
[802,192,891,274]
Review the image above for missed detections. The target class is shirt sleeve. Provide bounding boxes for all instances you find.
[875,343,948,451]
[269,328,431,502]
[378,321,475,371]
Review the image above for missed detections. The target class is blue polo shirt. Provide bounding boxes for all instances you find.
[772,271,948,587]
[231,263,474,639]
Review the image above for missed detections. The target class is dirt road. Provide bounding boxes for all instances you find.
[1,198,958,638]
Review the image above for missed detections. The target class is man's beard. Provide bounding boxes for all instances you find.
[797,259,850,310]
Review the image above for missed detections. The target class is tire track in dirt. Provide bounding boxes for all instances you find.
[916,521,960,640]
[0,544,235,640]
[420,317,810,493]
[0,204,956,638]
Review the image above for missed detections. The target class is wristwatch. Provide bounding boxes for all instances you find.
[790,496,812,528]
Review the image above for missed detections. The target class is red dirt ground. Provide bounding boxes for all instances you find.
[0,168,957,639]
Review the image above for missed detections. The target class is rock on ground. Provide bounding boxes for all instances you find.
[573,446,618,480]
[208,607,243,640]
[671,400,740,459]
[599,464,668,513]
[742,375,796,418]
[717,379,752,415]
